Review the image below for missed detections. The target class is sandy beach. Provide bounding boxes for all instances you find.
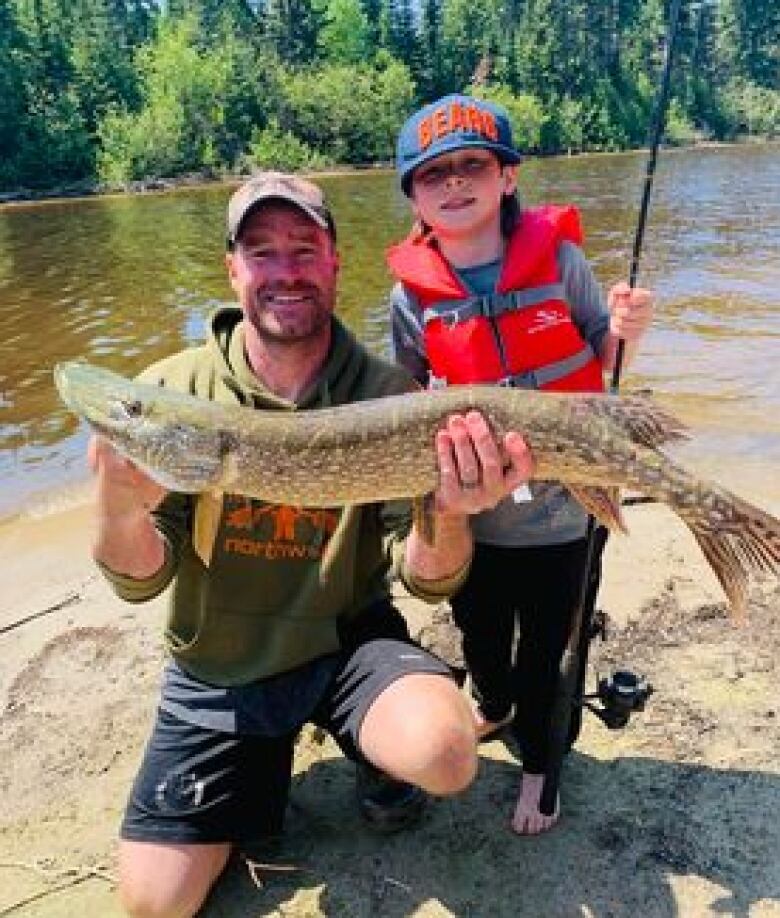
[1,492,779,917]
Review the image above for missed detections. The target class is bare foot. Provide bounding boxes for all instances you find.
[511,772,560,835]
[472,704,513,740]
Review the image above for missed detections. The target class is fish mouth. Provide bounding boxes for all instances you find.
[53,362,92,417]
[53,361,143,434]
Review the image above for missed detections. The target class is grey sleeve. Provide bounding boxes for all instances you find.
[557,241,610,357]
[390,282,430,386]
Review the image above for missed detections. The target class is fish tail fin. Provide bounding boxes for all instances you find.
[679,492,780,624]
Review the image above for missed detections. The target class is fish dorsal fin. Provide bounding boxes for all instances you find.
[577,394,690,449]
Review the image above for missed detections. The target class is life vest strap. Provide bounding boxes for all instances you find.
[498,343,598,389]
[421,283,568,327]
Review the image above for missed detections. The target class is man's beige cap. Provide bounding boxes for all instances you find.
[226,172,334,245]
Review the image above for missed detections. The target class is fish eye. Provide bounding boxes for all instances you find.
[121,398,143,418]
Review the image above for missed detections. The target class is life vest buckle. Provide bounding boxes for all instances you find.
[498,370,538,389]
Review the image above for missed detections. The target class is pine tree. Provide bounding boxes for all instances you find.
[381,0,417,67]
[319,0,370,63]
[360,0,382,54]
[0,0,31,186]
[262,0,323,65]
[440,0,500,91]
[70,0,142,128]
[417,0,443,99]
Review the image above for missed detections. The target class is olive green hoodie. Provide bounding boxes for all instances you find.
[100,308,462,685]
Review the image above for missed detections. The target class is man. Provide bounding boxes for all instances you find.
[91,172,533,916]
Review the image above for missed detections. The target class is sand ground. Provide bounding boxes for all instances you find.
[1,496,778,917]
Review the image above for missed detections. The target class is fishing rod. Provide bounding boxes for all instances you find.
[539,0,685,817]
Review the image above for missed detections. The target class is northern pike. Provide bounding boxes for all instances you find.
[54,361,780,620]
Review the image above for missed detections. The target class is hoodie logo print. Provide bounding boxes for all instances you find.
[222,497,340,561]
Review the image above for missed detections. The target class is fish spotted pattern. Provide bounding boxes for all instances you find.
[54,361,780,621]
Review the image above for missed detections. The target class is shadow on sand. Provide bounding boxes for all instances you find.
[200,746,779,917]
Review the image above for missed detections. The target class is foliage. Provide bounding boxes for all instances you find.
[468,84,546,152]
[721,79,780,138]
[263,0,325,66]
[97,14,233,182]
[664,99,700,146]
[439,0,499,90]
[319,0,370,64]
[98,101,186,184]
[277,59,415,163]
[244,118,332,171]
[1,0,778,191]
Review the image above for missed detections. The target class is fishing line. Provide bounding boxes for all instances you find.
[540,0,686,817]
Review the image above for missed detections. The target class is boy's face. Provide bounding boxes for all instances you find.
[410,148,518,239]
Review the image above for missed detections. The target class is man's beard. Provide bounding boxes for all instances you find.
[246,284,334,343]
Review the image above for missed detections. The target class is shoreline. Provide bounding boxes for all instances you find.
[1,138,775,210]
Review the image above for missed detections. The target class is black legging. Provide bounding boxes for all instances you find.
[450,532,607,774]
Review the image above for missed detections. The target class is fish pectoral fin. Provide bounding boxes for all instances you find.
[413,493,437,545]
[193,490,225,567]
[567,485,627,533]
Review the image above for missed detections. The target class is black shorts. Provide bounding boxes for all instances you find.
[121,608,452,846]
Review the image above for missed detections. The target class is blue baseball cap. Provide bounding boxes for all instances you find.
[396,94,521,196]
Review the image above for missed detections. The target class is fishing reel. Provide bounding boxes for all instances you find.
[577,610,653,731]
[584,670,653,729]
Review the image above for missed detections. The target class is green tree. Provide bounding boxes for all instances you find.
[97,14,233,181]
[469,83,546,151]
[10,0,94,184]
[416,0,443,99]
[244,117,331,170]
[278,58,414,162]
[513,0,591,99]
[213,30,284,167]
[14,0,75,95]
[263,0,323,64]
[381,0,416,67]
[319,0,370,63]
[70,0,142,129]
[727,0,779,87]
[556,94,584,153]
[440,0,499,90]
[0,0,32,187]
[722,78,780,137]
[164,0,261,45]
[360,0,382,54]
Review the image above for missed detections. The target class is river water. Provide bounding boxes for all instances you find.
[0,145,778,520]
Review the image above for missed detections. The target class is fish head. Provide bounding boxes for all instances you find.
[54,361,229,493]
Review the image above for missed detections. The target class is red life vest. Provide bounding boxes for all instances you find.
[386,205,605,392]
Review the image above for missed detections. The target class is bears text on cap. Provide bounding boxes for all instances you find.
[417,101,499,152]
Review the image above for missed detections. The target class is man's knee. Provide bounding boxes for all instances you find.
[118,840,229,918]
[360,673,478,795]
[420,721,478,795]
[119,883,205,918]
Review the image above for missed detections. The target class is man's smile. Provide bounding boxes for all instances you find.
[440,196,476,211]
[260,289,316,307]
